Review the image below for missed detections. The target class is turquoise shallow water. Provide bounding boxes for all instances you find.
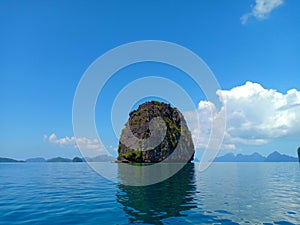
[0,162,299,225]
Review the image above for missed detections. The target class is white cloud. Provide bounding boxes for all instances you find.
[185,81,300,151]
[44,133,109,154]
[47,82,300,156]
[241,0,284,24]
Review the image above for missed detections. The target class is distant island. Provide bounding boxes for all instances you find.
[0,157,24,163]
[1,150,299,163]
[213,151,298,162]
[0,155,115,163]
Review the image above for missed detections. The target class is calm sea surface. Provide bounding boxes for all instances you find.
[0,162,299,225]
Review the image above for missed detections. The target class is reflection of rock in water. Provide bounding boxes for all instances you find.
[117,163,196,225]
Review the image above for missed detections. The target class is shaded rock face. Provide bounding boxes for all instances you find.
[298,147,300,162]
[117,101,194,163]
[72,157,83,162]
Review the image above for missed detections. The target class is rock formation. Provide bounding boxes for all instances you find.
[117,101,194,163]
[298,147,300,162]
[72,157,84,162]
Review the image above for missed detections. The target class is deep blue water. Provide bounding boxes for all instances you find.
[1,162,299,225]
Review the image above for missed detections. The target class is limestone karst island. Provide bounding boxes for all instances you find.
[117,101,195,163]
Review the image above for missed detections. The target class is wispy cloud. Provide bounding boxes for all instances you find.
[44,133,108,154]
[185,81,300,151]
[241,0,284,24]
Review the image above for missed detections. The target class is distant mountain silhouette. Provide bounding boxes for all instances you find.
[214,153,236,162]
[0,157,23,163]
[214,152,266,162]
[0,154,117,163]
[47,157,72,162]
[1,152,297,163]
[265,151,297,162]
[236,153,266,162]
[85,155,115,162]
[214,151,297,162]
[193,158,200,162]
[40,155,115,162]
[72,157,84,162]
[26,157,46,162]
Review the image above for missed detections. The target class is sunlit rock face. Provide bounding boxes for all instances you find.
[117,101,194,163]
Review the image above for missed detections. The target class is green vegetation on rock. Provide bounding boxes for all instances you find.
[120,150,142,161]
[118,101,194,163]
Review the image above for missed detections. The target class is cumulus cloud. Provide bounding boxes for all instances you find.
[241,0,284,24]
[44,133,109,154]
[185,81,300,151]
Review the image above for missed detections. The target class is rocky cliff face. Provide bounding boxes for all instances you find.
[298,147,300,162]
[117,101,194,163]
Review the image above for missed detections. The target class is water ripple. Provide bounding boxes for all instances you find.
[0,162,300,224]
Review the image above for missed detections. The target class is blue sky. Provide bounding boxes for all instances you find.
[1,0,300,159]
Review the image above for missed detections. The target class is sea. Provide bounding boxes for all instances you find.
[0,162,299,225]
